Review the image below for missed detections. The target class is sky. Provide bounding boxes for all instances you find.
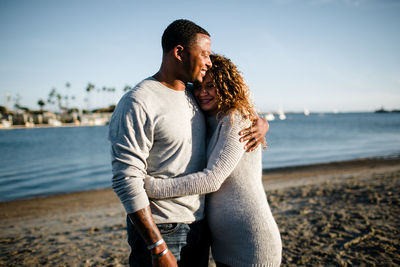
[0,0,399,113]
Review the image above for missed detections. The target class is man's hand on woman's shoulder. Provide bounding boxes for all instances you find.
[239,115,269,152]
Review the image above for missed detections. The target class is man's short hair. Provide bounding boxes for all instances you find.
[162,19,210,53]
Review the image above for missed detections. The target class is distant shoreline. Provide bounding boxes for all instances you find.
[0,123,106,130]
[2,111,399,130]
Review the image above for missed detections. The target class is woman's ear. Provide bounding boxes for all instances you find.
[173,45,184,61]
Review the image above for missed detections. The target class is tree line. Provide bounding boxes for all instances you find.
[9,82,133,114]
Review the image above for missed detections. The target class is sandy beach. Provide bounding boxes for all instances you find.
[1,157,399,266]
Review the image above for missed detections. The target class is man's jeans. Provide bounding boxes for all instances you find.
[126,216,210,267]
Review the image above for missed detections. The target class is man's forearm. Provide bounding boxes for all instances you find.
[129,206,177,266]
[128,206,163,247]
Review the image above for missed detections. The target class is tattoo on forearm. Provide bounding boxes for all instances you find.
[129,206,162,245]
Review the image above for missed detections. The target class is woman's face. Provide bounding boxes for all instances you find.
[193,74,218,115]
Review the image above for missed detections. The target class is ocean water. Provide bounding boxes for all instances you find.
[263,112,400,168]
[0,112,399,202]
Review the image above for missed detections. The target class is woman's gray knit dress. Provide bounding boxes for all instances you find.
[145,114,282,267]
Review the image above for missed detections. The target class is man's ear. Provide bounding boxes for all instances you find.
[173,45,184,61]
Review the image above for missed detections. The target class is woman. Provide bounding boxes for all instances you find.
[145,54,282,267]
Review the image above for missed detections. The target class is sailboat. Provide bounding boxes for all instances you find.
[304,108,310,116]
[277,109,286,120]
[264,113,275,121]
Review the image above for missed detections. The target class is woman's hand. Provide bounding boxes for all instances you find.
[239,115,269,152]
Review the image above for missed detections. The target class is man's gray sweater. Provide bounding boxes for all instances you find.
[108,77,206,223]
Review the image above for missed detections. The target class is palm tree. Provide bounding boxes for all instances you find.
[123,85,132,92]
[65,82,70,110]
[56,93,63,112]
[38,99,45,111]
[47,88,64,113]
[47,88,57,110]
[14,93,22,110]
[85,83,95,111]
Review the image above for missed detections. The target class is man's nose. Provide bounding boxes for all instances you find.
[206,56,212,69]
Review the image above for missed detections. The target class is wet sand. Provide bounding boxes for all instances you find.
[1,157,399,266]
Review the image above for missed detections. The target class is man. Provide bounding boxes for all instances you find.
[109,19,268,267]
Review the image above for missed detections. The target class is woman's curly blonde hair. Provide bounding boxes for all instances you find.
[207,54,256,120]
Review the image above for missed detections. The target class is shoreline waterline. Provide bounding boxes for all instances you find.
[1,155,399,213]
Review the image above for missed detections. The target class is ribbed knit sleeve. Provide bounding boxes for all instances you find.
[108,95,153,214]
[144,114,248,199]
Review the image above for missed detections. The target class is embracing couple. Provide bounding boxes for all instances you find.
[108,19,282,267]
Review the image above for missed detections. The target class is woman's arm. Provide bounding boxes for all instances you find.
[144,115,248,199]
